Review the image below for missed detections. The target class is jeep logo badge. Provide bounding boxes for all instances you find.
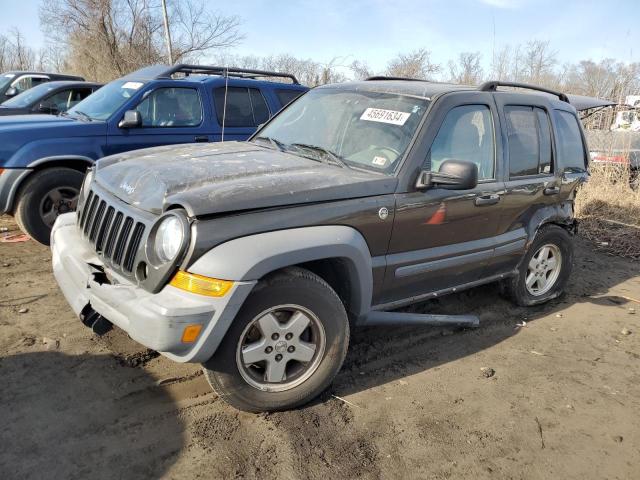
[378,207,389,220]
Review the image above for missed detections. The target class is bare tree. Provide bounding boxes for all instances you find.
[385,48,440,80]
[349,60,373,80]
[490,45,511,81]
[521,40,557,85]
[448,52,483,85]
[40,0,243,81]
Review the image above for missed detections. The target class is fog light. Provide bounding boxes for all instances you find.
[181,324,203,343]
[169,271,233,297]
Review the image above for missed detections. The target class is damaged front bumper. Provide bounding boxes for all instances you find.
[51,212,255,363]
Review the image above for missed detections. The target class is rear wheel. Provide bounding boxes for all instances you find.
[504,225,574,306]
[203,267,349,412]
[14,167,85,245]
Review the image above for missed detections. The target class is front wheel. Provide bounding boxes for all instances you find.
[203,267,350,412]
[14,167,85,245]
[504,224,574,306]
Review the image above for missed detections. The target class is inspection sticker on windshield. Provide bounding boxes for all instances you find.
[122,81,144,90]
[360,108,410,126]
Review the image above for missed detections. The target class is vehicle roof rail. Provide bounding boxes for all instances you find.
[157,64,300,84]
[365,76,424,82]
[479,80,569,103]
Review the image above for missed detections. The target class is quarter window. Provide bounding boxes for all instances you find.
[275,89,304,108]
[505,106,553,177]
[554,110,586,172]
[428,105,495,181]
[213,87,270,127]
[135,88,202,127]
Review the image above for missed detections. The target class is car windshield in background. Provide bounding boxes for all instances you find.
[67,79,145,120]
[0,74,16,92]
[255,88,429,174]
[1,83,57,108]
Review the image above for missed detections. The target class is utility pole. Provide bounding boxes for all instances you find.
[161,0,174,64]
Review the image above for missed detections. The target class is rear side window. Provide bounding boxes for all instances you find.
[428,104,495,181]
[213,87,270,127]
[275,89,304,108]
[505,106,553,177]
[554,110,586,172]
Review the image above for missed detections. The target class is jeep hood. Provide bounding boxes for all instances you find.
[94,142,398,216]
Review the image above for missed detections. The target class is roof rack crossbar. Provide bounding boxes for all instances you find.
[479,81,569,103]
[158,64,300,84]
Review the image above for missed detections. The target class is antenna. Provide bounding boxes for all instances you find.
[221,67,229,142]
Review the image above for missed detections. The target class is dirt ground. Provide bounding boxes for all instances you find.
[1,215,639,480]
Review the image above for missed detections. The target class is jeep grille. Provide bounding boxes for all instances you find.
[77,187,147,274]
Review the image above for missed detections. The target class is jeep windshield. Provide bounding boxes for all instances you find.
[66,79,145,121]
[254,87,429,174]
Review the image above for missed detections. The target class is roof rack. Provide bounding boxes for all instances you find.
[157,64,300,84]
[478,81,569,103]
[365,76,424,82]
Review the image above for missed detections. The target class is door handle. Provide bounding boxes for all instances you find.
[474,194,501,206]
[194,135,209,143]
[543,186,560,195]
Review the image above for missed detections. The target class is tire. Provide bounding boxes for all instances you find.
[14,167,85,245]
[203,267,350,412]
[504,224,574,307]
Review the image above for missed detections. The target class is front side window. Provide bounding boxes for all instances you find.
[135,87,202,127]
[428,105,495,180]
[256,87,429,174]
[505,106,553,177]
[554,110,586,173]
[213,87,270,127]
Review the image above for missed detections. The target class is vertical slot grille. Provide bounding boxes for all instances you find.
[123,223,145,272]
[77,186,149,277]
[112,217,133,266]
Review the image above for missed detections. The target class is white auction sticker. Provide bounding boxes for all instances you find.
[372,156,388,166]
[360,108,410,126]
[122,81,144,90]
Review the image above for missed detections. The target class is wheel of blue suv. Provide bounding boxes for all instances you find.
[14,167,85,245]
[504,225,574,307]
[202,267,350,412]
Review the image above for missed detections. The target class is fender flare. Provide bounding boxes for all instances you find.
[4,156,94,213]
[189,225,374,317]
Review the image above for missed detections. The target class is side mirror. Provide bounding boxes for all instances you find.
[118,110,142,129]
[416,159,478,190]
[5,87,17,98]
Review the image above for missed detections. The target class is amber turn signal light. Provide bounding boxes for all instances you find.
[181,324,203,343]
[169,271,233,297]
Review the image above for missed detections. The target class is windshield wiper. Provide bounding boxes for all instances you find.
[73,110,93,122]
[254,136,287,152]
[289,143,349,169]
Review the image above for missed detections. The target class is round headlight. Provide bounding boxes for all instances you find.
[154,215,184,262]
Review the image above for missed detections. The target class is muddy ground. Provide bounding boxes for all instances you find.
[0,214,639,480]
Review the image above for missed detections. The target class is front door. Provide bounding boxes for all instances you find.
[379,96,505,306]
[105,86,210,156]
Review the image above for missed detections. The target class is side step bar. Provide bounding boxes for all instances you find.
[358,311,480,328]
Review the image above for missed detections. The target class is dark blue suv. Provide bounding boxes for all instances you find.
[0,64,308,244]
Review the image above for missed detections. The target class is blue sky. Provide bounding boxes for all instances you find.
[2,0,639,73]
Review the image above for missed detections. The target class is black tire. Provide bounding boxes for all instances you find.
[504,224,574,306]
[14,167,85,245]
[203,267,349,412]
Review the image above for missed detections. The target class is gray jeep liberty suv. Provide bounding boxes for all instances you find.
[51,78,594,412]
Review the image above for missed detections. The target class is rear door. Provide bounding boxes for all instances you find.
[105,84,210,155]
[380,92,506,306]
[492,94,561,274]
[211,84,272,141]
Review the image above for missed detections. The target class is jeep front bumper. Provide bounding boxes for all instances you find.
[51,212,255,363]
